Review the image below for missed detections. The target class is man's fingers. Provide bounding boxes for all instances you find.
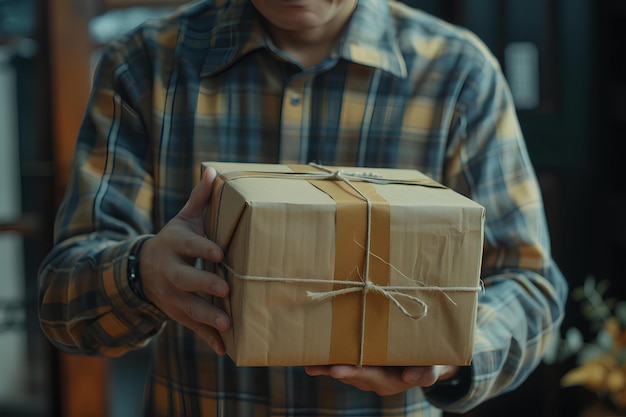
[328,365,362,379]
[181,296,228,330]
[402,365,458,386]
[163,291,230,353]
[305,365,460,396]
[184,320,227,355]
[326,366,407,396]
[156,224,222,263]
[178,234,223,263]
[304,366,332,376]
[402,367,438,386]
[179,166,217,220]
[167,167,223,262]
[168,266,229,297]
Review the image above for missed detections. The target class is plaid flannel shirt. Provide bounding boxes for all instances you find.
[39,0,567,415]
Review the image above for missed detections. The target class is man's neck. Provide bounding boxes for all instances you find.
[270,28,339,69]
[264,1,357,69]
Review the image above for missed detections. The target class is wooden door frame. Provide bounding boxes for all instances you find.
[48,1,108,416]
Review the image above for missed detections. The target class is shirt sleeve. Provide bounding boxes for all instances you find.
[38,35,169,357]
[426,37,568,413]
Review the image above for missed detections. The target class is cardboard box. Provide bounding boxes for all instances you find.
[203,162,485,367]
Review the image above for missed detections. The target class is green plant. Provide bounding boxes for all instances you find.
[557,277,626,410]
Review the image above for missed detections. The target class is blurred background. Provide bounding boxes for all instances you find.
[0,0,623,416]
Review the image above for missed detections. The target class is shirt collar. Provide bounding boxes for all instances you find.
[197,0,261,77]
[337,0,407,78]
[198,0,407,79]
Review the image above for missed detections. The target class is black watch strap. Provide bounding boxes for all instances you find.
[128,238,151,302]
[423,366,472,403]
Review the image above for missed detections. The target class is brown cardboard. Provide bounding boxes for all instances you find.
[203,162,485,367]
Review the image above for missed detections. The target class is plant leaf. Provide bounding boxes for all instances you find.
[616,301,626,326]
[597,330,615,351]
[565,327,584,352]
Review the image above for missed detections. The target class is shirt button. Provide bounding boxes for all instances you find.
[290,94,301,106]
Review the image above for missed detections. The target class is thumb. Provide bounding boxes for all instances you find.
[179,167,218,219]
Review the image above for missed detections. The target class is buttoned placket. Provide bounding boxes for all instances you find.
[278,73,313,164]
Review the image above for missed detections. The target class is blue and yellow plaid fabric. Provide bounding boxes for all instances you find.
[39,0,567,415]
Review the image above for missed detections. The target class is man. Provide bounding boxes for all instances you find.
[38,0,568,415]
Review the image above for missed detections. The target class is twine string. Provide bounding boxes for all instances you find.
[220,264,481,316]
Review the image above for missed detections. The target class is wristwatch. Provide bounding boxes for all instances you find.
[423,366,472,402]
[127,238,151,302]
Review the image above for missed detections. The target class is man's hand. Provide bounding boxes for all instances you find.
[305,365,458,396]
[139,167,231,355]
